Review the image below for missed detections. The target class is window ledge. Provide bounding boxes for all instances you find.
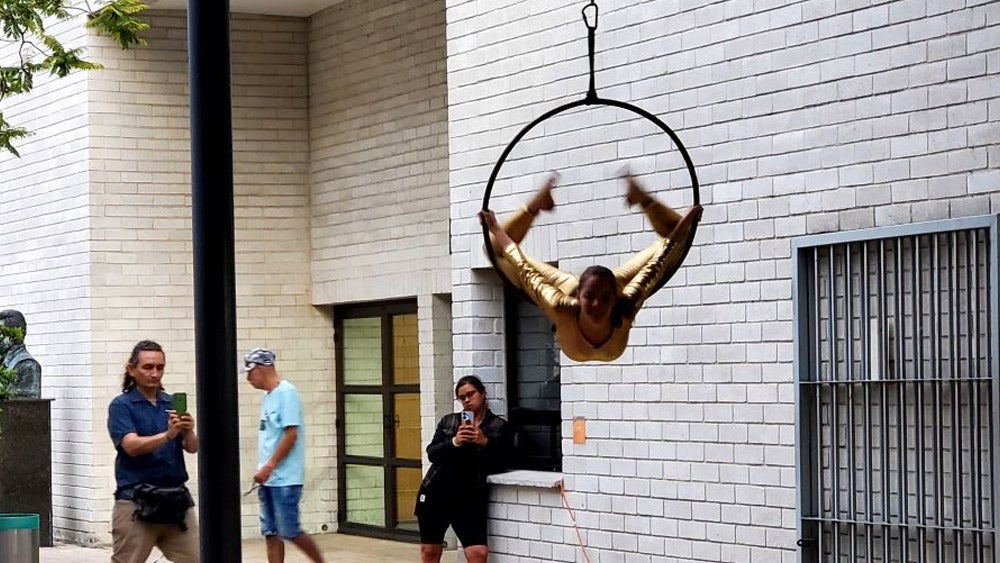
[488,470,563,488]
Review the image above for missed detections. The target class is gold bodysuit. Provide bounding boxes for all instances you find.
[492,200,701,362]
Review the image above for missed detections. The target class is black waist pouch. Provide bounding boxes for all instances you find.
[132,484,194,530]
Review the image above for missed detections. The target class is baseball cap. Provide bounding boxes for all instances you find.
[241,347,276,373]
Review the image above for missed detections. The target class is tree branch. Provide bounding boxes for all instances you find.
[1,0,149,156]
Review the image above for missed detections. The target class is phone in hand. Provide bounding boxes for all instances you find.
[460,410,473,425]
[171,392,188,416]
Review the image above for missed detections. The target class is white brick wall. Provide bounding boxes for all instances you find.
[5,0,997,556]
[0,12,96,544]
[83,11,336,542]
[418,292,455,463]
[308,0,451,304]
[309,0,457,537]
[5,0,455,545]
[1,10,339,544]
[448,0,1000,561]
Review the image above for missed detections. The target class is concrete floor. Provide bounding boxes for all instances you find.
[40,533,423,562]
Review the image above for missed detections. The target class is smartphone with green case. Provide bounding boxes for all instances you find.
[171,392,188,416]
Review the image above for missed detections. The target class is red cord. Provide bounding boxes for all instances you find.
[559,479,592,563]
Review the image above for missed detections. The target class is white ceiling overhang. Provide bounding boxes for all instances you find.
[146,0,344,18]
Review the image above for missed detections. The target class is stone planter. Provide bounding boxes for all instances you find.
[0,399,53,547]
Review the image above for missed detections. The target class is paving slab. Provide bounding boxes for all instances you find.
[40,533,423,562]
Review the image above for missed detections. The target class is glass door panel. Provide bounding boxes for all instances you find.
[393,393,421,460]
[344,395,383,457]
[345,464,385,527]
[392,314,419,384]
[395,467,422,532]
[343,317,382,385]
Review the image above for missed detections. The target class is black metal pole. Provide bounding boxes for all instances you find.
[187,0,241,560]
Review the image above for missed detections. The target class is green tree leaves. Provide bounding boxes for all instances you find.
[86,0,147,49]
[1,0,149,156]
[0,324,24,401]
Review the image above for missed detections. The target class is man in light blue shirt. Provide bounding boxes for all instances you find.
[244,348,325,563]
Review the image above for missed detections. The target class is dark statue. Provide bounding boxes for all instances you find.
[0,310,41,398]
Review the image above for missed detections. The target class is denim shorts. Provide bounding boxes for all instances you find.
[259,485,303,539]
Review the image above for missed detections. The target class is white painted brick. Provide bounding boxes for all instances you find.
[10,0,999,555]
[6,0,461,543]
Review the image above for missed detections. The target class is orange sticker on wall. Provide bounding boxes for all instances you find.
[572,417,586,444]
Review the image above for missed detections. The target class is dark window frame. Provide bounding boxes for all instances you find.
[504,284,562,472]
[334,299,421,542]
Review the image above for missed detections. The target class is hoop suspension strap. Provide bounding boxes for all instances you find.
[582,1,599,100]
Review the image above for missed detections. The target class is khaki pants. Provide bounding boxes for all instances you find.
[112,499,200,563]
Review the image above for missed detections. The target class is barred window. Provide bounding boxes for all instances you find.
[793,218,998,562]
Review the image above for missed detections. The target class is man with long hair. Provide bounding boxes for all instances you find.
[108,340,199,563]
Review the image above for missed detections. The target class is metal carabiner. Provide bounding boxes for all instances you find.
[581,0,598,31]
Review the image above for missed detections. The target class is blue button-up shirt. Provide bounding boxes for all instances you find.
[108,388,189,500]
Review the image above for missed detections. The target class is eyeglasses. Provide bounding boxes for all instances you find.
[457,390,479,402]
[243,483,260,496]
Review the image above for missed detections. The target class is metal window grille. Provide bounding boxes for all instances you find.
[794,216,1000,563]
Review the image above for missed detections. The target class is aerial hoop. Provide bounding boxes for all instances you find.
[481,0,701,297]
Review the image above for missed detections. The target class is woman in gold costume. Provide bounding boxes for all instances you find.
[478,171,701,362]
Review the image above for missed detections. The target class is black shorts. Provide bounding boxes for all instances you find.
[415,493,488,547]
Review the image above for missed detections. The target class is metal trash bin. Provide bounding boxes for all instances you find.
[0,513,39,563]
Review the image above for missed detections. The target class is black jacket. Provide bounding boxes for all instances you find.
[417,410,513,508]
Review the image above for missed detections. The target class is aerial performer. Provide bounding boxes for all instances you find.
[479,170,701,362]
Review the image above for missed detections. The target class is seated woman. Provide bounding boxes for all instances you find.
[478,171,701,362]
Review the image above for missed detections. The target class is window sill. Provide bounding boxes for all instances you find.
[487,470,563,488]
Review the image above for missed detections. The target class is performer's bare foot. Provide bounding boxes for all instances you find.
[527,174,558,214]
[622,168,652,208]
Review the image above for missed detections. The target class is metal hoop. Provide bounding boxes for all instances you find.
[480,95,701,296]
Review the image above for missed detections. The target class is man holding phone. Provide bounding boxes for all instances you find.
[243,347,326,563]
[107,340,199,563]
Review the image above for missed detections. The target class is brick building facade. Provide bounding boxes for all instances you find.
[1,0,997,560]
